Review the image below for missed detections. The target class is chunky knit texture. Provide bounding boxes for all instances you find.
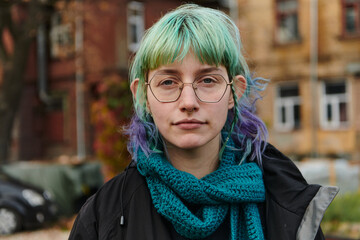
[137,139,265,240]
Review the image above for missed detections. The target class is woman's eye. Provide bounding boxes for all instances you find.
[202,78,215,84]
[198,77,217,85]
[161,79,175,86]
[157,78,180,88]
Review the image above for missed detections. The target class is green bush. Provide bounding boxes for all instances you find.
[322,191,360,222]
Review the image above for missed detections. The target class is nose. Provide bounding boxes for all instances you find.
[178,83,200,113]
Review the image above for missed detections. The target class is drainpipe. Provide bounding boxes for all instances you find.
[75,0,86,160]
[310,0,318,158]
[37,23,51,104]
[229,0,238,22]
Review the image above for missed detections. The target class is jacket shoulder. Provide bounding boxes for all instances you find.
[261,144,338,240]
[262,143,321,216]
[69,162,147,239]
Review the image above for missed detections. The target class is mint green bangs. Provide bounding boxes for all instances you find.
[130,4,251,117]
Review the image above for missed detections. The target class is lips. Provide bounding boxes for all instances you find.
[173,119,206,130]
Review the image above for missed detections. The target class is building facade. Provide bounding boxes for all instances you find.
[7,0,229,161]
[238,0,360,160]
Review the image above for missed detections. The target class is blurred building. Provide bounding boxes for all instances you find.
[7,0,230,161]
[7,0,359,162]
[238,0,360,161]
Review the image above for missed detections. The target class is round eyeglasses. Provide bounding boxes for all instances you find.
[146,74,233,103]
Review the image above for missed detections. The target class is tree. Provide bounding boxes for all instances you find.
[0,0,61,162]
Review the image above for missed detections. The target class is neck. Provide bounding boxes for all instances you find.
[165,136,221,179]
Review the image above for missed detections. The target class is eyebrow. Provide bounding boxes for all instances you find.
[154,69,180,75]
[155,67,223,76]
[195,67,223,75]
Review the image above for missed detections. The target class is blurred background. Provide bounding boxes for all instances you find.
[0,0,359,239]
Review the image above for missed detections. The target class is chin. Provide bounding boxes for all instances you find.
[176,143,203,150]
[163,132,220,151]
[170,137,209,150]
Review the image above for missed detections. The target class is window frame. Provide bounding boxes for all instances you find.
[274,83,301,131]
[341,0,360,37]
[274,0,301,44]
[127,1,145,52]
[49,11,75,59]
[320,80,350,130]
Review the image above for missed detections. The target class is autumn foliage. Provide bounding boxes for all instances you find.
[91,75,132,179]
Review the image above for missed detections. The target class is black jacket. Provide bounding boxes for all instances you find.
[69,144,338,240]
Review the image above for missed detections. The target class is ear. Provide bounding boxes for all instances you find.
[228,75,247,109]
[130,78,139,99]
[233,75,247,100]
[130,78,152,114]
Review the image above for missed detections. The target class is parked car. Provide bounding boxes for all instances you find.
[0,170,58,235]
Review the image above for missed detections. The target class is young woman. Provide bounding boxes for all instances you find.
[69,4,338,240]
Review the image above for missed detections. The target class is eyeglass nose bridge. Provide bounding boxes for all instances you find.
[178,82,201,103]
[179,82,198,91]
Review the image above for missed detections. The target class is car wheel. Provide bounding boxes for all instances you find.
[0,208,21,235]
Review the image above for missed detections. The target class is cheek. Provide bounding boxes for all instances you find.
[147,90,159,109]
[146,88,160,114]
[219,96,232,122]
[226,90,235,109]
[218,107,230,126]
[147,97,170,127]
[206,102,230,127]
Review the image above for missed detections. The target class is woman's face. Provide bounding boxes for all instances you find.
[145,52,235,151]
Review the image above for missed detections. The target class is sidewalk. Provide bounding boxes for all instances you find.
[1,228,70,240]
[1,216,75,240]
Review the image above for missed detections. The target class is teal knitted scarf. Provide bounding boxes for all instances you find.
[137,140,265,240]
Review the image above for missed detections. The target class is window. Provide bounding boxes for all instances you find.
[342,0,360,36]
[49,12,74,59]
[127,2,144,52]
[275,0,300,43]
[275,84,301,131]
[320,81,349,129]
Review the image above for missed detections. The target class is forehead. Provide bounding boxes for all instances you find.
[148,52,227,78]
